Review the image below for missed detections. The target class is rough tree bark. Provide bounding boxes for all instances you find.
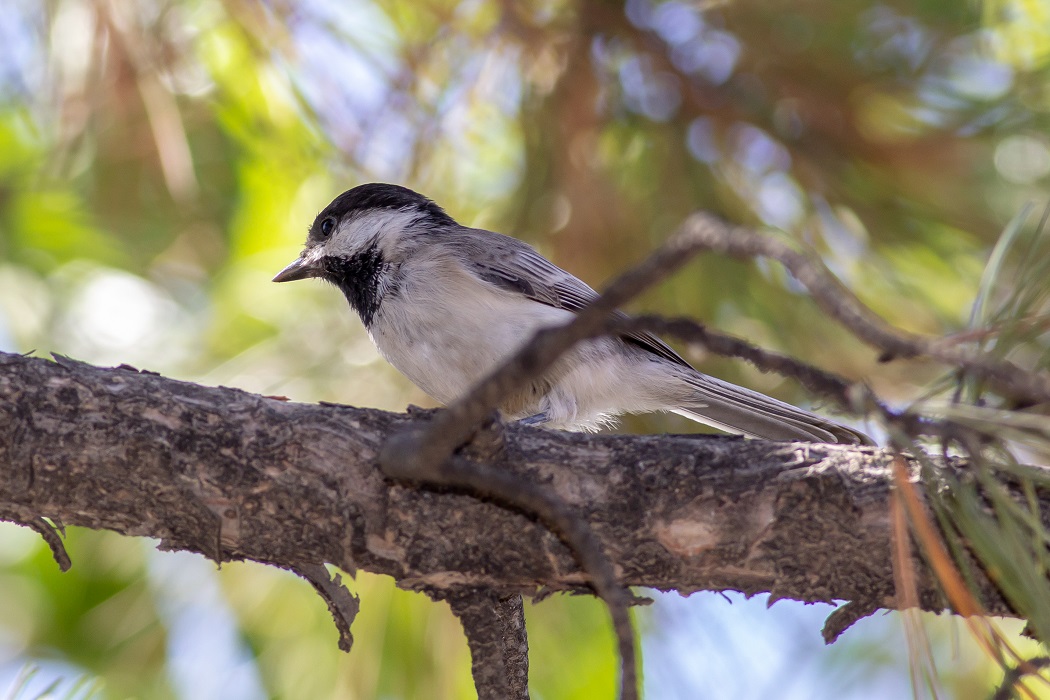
[0,351,1020,693]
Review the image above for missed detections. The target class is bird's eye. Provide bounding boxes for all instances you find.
[320,217,335,238]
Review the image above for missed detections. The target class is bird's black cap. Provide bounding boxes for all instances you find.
[307,183,455,244]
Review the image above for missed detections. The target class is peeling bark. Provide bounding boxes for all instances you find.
[0,352,1011,625]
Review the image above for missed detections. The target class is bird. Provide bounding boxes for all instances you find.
[273,183,871,444]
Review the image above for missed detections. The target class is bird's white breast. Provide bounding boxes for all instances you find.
[368,256,574,405]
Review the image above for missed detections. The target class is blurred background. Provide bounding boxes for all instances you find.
[1,0,1049,697]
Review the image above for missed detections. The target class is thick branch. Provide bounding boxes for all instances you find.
[0,352,1017,622]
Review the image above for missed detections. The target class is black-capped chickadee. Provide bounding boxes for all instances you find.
[274,183,870,444]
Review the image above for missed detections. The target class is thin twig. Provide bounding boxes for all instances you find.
[607,315,863,410]
[674,217,1050,404]
[607,314,962,444]
[933,314,1050,349]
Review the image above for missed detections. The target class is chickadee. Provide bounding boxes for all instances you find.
[274,183,870,444]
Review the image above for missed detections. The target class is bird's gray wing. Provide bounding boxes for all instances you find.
[458,229,692,368]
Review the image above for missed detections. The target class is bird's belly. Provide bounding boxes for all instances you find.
[506,342,687,429]
[368,295,574,405]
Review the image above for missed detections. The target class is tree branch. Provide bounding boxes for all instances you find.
[671,215,1050,404]
[0,351,1023,627]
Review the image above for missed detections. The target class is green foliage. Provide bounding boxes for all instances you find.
[902,207,1050,693]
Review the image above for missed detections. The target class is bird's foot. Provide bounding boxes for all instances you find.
[518,412,549,426]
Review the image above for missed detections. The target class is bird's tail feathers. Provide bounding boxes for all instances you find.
[674,374,873,445]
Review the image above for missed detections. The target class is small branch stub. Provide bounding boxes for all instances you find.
[291,564,360,653]
[447,591,530,700]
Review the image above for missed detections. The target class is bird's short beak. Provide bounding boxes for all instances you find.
[273,255,321,283]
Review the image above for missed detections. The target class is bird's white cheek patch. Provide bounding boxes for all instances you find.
[330,208,419,257]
